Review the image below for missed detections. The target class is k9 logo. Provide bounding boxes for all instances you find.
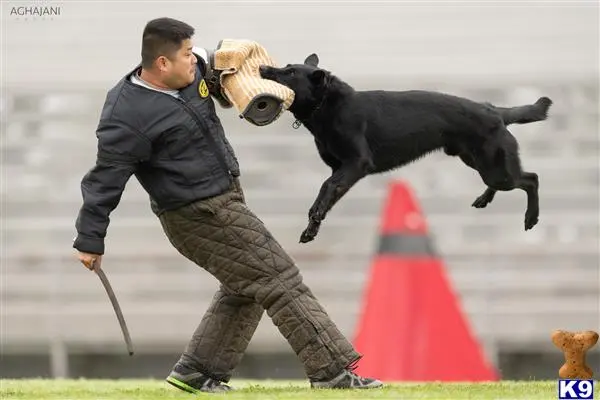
[558,380,595,400]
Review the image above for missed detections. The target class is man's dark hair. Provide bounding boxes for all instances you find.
[141,17,195,69]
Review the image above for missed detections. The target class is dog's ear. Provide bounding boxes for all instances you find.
[304,53,319,67]
[310,69,326,85]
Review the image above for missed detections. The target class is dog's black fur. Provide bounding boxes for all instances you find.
[259,54,553,244]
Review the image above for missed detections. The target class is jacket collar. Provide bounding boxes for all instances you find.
[123,63,204,98]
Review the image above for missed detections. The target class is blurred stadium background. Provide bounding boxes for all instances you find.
[2,0,599,381]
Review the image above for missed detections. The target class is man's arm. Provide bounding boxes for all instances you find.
[73,118,151,256]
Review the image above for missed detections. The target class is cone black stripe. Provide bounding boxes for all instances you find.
[377,233,436,256]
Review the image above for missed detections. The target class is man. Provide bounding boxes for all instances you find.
[73,17,383,393]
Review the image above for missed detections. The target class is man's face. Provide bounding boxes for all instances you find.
[160,38,197,89]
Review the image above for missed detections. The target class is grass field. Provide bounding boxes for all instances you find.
[1,379,588,399]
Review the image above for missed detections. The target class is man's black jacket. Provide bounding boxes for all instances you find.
[73,59,240,255]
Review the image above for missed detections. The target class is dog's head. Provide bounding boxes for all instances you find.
[259,53,327,115]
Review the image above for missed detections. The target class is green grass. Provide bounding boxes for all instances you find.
[2,379,591,399]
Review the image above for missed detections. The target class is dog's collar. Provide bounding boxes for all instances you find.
[292,73,332,129]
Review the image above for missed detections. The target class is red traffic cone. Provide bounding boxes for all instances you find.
[353,180,498,381]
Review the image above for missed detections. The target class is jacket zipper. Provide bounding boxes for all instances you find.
[174,97,232,179]
[124,76,233,180]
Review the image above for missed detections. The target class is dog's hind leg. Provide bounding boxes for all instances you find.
[300,158,373,243]
[518,172,539,230]
[472,188,497,208]
[457,153,498,208]
[481,170,539,230]
[477,144,540,230]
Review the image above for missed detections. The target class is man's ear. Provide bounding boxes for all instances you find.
[310,69,326,84]
[304,53,319,67]
[156,55,169,72]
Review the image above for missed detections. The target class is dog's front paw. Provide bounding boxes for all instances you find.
[308,205,322,220]
[300,221,321,243]
[524,210,539,231]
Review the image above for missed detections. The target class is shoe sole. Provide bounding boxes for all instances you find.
[166,376,200,394]
[311,380,384,389]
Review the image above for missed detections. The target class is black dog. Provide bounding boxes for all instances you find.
[259,54,553,244]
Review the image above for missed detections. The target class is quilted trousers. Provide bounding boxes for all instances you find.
[158,179,361,382]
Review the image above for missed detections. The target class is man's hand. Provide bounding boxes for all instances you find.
[77,251,102,271]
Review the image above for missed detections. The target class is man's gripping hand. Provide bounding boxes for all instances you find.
[77,251,102,271]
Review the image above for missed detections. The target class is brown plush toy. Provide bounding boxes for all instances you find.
[551,330,599,379]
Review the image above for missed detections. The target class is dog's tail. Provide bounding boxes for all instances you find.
[495,96,553,126]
